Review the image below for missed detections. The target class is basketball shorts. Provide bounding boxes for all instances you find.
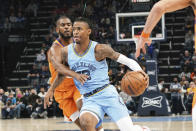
[80,85,130,128]
[54,85,82,121]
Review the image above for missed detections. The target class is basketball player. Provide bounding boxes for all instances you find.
[135,0,196,130]
[49,17,150,131]
[44,16,103,131]
[135,0,195,58]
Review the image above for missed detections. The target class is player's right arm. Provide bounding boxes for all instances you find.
[96,44,149,87]
[135,0,191,58]
[44,45,88,108]
[51,47,89,84]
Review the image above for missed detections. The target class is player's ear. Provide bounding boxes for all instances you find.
[87,28,91,35]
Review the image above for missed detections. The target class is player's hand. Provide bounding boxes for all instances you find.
[137,70,149,88]
[75,74,89,85]
[135,36,152,58]
[44,88,54,109]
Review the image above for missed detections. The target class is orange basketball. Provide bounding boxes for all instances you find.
[121,71,148,96]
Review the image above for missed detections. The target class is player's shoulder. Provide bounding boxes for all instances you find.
[51,41,62,49]
[95,43,111,52]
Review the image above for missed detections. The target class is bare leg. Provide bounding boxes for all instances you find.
[76,98,83,111]
[74,118,84,131]
[80,112,98,131]
[76,99,104,131]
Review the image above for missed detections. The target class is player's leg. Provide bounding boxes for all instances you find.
[73,88,104,131]
[80,111,99,131]
[79,95,105,131]
[54,89,82,129]
[103,85,150,131]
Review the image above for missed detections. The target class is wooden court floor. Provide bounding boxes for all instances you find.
[0,115,193,131]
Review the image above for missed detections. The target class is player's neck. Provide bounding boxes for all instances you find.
[59,37,73,46]
[75,39,90,54]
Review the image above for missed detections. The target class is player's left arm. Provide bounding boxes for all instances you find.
[95,44,143,71]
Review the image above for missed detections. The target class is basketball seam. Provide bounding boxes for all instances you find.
[131,74,146,90]
[130,74,144,84]
[126,75,137,95]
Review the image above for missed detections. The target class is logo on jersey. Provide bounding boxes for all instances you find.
[72,62,96,72]
[71,62,96,80]
[142,96,163,108]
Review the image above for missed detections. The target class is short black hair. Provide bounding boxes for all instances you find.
[74,17,92,29]
[56,15,71,26]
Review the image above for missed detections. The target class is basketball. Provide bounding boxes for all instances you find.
[121,71,148,96]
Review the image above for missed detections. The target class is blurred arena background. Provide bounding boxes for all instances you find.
[0,0,194,130]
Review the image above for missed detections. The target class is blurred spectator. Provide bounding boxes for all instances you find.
[26,89,40,117]
[3,17,11,32]
[36,49,46,62]
[107,26,115,43]
[38,87,46,99]
[179,76,189,90]
[178,66,191,81]
[14,92,25,118]
[1,93,16,119]
[27,64,40,86]
[180,50,192,69]
[9,12,17,29]
[35,49,47,67]
[185,15,194,31]
[158,78,165,92]
[186,81,196,113]
[25,0,38,17]
[16,11,25,29]
[184,30,194,51]
[24,89,30,97]
[46,97,57,118]
[7,87,15,95]
[0,89,7,104]
[41,43,49,52]
[170,77,186,115]
[31,98,47,119]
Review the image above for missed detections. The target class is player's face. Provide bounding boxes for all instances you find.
[56,18,72,39]
[73,21,91,44]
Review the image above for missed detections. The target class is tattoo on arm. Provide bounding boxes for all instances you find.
[97,44,120,61]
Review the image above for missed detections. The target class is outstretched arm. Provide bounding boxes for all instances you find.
[95,44,143,71]
[135,0,191,58]
[143,0,190,34]
[96,44,149,86]
[44,73,64,108]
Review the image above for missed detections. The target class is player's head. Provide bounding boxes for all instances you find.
[73,17,92,44]
[56,15,72,40]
